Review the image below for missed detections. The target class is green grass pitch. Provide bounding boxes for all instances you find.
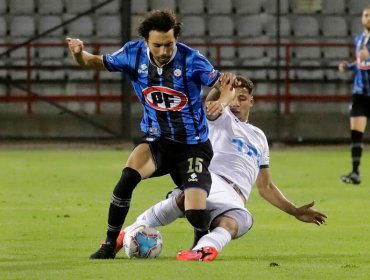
[1,147,370,279]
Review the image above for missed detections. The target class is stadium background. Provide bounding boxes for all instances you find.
[0,0,369,143]
[2,1,370,278]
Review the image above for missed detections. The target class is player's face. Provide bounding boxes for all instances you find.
[229,88,253,122]
[146,29,177,67]
[362,8,370,31]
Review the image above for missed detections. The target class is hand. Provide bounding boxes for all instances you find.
[359,45,370,61]
[294,201,327,226]
[218,72,240,89]
[338,61,348,72]
[206,100,226,116]
[66,37,84,55]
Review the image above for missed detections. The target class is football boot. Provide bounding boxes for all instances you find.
[89,241,116,259]
[340,172,361,185]
[176,246,218,262]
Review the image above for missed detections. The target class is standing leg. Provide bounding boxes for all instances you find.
[350,130,363,175]
[90,143,155,259]
[341,116,367,185]
[182,141,214,233]
[184,188,210,232]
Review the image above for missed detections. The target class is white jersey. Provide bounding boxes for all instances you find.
[208,107,270,202]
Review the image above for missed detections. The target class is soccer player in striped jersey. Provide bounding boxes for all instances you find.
[339,6,370,185]
[116,76,327,262]
[67,10,238,259]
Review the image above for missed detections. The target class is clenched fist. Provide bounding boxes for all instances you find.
[338,61,348,72]
[66,37,84,55]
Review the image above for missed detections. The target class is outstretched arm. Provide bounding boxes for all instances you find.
[338,61,357,72]
[66,37,105,70]
[256,168,327,225]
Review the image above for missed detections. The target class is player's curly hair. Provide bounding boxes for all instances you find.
[138,10,182,40]
[236,76,254,94]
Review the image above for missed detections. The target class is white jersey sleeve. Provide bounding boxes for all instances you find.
[207,107,269,201]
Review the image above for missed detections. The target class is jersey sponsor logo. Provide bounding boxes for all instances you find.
[174,68,182,77]
[188,173,198,182]
[142,86,188,111]
[106,55,114,63]
[149,127,159,134]
[231,138,261,167]
[145,136,156,142]
[138,63,148,74]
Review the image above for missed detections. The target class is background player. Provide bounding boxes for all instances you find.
[339,6,370,185]
[116,76,327,262]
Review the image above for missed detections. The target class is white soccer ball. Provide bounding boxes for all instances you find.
[123,225,163,258]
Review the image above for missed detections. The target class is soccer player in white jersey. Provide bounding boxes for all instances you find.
[116,76,327,262]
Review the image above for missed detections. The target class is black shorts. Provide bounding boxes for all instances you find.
[350,94,370,118]
[140,136,213,195]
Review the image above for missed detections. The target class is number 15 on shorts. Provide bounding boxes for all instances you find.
[187,157,203,173]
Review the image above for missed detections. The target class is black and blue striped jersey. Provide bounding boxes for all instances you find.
[348,33,370,96]
[102,40,220,144]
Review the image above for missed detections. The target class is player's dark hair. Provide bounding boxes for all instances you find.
[236,76,254,94]
[138,10,182,40]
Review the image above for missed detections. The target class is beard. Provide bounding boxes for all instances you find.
[157,56,171,64]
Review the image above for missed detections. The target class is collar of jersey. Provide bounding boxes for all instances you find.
[146,45,178,69]
[225,107,249,124]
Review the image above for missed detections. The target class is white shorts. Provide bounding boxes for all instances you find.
[166,173,253,237]
[207,173,252,231]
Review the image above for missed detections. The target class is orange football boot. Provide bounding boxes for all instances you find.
[176,246,218,262]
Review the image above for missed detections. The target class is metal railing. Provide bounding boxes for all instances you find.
[0,41,354,115]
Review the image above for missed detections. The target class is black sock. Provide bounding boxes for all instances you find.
[106,167,141,243]
[351,130,363,175]
[185,209,210,232]
[191,228,209,249]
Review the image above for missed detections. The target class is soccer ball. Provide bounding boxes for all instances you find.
[123,225,163,258]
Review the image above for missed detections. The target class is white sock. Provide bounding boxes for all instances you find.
[193,227,232,252]
[134,195,183,227]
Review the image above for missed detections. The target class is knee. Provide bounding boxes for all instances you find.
[231,210,253,238]
[213,216,239,238]
[185,209,210,232]
[113,167,141,198]
[175,191,185,212]
[214,210,253,239]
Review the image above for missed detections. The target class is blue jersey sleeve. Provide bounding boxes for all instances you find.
[348,62,357,71]
[102,42,131,72]
[191,51,220,87]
